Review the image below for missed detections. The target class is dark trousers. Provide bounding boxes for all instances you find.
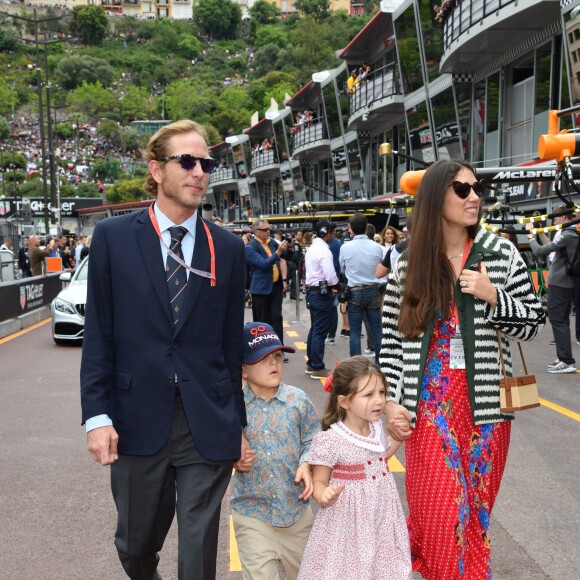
[306,290,334,370]
[111,397,234,580]
[251,280,284,343]
[327,300,338,339]
[547,284,575,365]
[574,278,580,342]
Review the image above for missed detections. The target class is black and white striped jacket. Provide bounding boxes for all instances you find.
[380,227,546,425]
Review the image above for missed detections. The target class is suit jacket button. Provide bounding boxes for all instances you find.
[167,376,175,384]
[172,343,179,350]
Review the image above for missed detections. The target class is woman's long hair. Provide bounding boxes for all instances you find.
[398,160,482,339]
[322,356,388,430]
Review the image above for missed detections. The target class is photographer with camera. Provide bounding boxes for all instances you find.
[339,213,384,365]
[304,220,339,379]
[246,220,295,358]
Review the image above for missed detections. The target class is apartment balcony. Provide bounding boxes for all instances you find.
[348,63,404,133]
[209,165,237,191]
[250,150,280,179]
[291,122,330,160]
[440,0,560,73]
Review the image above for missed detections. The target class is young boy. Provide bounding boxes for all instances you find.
[231,322,320,580]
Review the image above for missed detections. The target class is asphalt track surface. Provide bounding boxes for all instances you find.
[0,297,578,579]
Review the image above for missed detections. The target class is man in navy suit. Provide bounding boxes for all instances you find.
[80,120,248,579]
[245,219,293,350]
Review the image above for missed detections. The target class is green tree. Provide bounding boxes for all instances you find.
[254,25,288,50]
[0,23,18,52]
[121,128,148,151]
[249,0,281,24]
[249,71,298,112]
[0,117,10,140]
[67,82,118,123]
[67,182,100,198]
[285,17,336,83]
[294,0,331,22]
[0,79,19,117]
[56,55,115,90]
[69,5,109,46]
[0,152,27,171]
[164,77,219,122]
[177,34,204,60]
[113,16,139,40]
[254,44,282,77]
[120,85,157,123]
[193,0,241,40]
[212,86,253,135]
[106,177,145,203]
[97,119,122,146]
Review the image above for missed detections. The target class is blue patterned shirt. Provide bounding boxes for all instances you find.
[231,383,320,527]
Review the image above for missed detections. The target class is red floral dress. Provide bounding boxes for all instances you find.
[405,314,511,580]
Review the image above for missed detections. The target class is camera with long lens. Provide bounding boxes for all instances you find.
[338,283,351,304]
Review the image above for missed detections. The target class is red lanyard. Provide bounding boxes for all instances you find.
[148,204,216,286]
[452,237,472,328]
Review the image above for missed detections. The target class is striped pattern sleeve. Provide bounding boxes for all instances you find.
[485,242,546,341]
[380,262,405,404]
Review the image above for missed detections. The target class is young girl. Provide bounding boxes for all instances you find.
[298,356,412,580]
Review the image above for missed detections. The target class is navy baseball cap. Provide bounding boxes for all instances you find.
[243,322,296,364]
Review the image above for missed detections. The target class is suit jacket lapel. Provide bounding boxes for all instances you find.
[136,210,174,328]
[176,217,210,334]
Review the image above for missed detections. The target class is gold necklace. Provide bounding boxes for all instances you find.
[447,251,464,263]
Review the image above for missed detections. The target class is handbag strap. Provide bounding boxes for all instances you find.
[495,328,529,376]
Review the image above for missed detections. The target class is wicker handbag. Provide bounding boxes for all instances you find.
[496,329,540,412]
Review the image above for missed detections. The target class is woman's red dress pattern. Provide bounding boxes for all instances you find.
[405,314,511,580]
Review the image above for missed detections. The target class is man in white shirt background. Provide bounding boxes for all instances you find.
[304,220,339,379]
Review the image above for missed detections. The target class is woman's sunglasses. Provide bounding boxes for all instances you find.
[449,180,487,199]
[161,154,216,174]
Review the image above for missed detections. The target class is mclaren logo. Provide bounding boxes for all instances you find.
[493,169,556,180]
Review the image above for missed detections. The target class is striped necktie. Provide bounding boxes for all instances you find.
[167,226,188,325]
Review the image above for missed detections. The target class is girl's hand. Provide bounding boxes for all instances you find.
[295,462,313,500]
[458,262,497,308]
[319,483,345,507]
[392,415,411,431]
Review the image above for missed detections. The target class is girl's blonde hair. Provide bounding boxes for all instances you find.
[322,355,388,430]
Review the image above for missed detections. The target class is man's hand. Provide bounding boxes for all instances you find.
[276,240,289,255]
[87,426,119,466]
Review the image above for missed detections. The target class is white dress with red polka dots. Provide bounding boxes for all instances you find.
[298,421,412,580]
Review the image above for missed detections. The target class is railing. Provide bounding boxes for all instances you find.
[442,0,517,52]
[209,165,236,185]
[291,122,328,152]
[251,149,279,170]
[349,63,400,117]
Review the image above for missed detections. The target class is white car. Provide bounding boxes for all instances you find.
[51,257,88,344]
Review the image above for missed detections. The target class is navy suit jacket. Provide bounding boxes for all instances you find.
[246,239,293,295]
[80,208,247,460]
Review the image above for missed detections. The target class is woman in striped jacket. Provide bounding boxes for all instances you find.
[380,160,545,580]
